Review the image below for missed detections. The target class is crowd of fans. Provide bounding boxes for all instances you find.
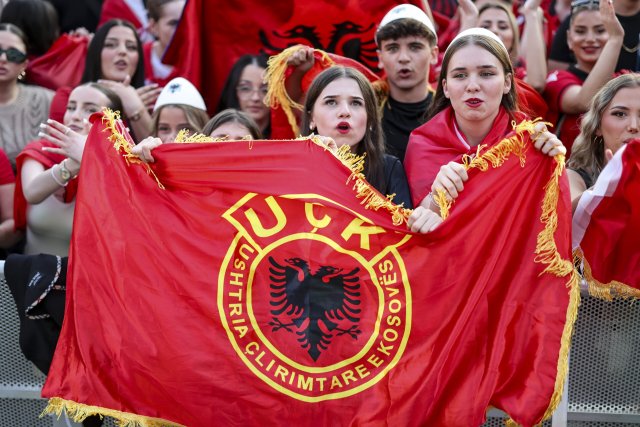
[0,0,638,424]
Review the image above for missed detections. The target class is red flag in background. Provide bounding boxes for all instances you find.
[26,35,89,91]
[573,139,640,299]
[164,0,422,113]
[42,112,578,427]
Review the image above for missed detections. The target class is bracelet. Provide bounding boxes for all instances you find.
[129,108,144,122]
[50,164,68,187]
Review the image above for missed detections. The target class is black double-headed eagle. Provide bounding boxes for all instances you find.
[268,257,362,362]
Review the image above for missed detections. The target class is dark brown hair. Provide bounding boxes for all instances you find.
[301,66,387,192]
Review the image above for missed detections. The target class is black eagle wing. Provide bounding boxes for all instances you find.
[269,257,306,321]
[311,267,361,323]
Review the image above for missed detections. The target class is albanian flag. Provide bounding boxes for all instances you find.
[42,112,578,427]
[573,139,640,300]
[163,0,422,113]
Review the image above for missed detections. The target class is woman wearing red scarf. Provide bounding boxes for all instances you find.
[405,28,566,211]
[14,83,122,256]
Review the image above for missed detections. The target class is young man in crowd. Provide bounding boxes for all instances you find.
[376,4,439,162]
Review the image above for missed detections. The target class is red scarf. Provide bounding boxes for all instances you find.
[14,140,78,231]
[405,106,520,207]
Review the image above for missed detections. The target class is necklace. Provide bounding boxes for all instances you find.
[622,42,639,53]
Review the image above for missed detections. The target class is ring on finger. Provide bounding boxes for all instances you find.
[64,127,71,135]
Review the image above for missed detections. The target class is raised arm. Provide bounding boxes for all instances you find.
[520,0,548,92]
[560,0,624,114]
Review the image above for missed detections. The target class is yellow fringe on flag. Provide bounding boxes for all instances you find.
[433,117,578,426]
[42,397,184,427]
[264,46,335,136]
[574,248,640,300]
[504,140,580,426]
[310,137,411,225]
[102,109,165,190]
[437,119,543,218]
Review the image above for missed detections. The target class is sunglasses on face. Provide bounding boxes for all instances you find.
[0,47,27,64]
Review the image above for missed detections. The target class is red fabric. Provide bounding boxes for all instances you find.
[142,42,178,87]
[543,69,583,154]
[43,112,574,427]
[164,0,422,115]
[516,77,548,119]
[574,139,640,288]
[271,50,382,139]
[0,149,15,185]
[405,106,517,207]
[49,87,73,123]
[98,0,143,28]
[26,34,89,91]
[13,141,78,231]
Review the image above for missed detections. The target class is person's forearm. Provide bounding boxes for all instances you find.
[0,219,23,248]
[522,9,548,92]
[563,38,623,113]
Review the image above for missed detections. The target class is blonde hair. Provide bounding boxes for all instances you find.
[569,74,640,181]
[151,104,209,136]
[478,2,520,61]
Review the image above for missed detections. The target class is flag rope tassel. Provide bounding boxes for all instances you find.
[264,46,335,137]
[425,117,579,425]
[508,147,581,427]
[101,108,165,189]
[323,140,412,226]
[41,397,184,427]
[437,119,543,219]
[574,248,640,300]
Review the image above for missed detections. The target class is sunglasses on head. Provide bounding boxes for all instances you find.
[0,47,27,64]
[571,0,599,11]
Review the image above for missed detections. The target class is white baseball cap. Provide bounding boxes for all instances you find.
[376,4,437,43]
[448,27,508,56]
[153,77,207,112]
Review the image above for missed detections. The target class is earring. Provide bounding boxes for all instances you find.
[18,71,26,81]
[594,135,603,145]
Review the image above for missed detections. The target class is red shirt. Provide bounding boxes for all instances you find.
[544,66,586,155]
[0,149,15,185]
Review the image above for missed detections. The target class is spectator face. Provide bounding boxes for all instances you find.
[567,10,607,68]
[0,30,27,84]
[101,25,140,82]
[210,121,253,140]
[150,0,186,51]
[442,44,512,130]
[378,35,437,96]
[478,8,515,53]
[156,105,195,143]
[64,86,111,135]
[598,86,640,154]
[235,64,270,129]
[309,77,367,150]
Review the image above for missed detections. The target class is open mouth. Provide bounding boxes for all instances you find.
[114,59,128,69]
[398,69,412,78]
[337,122,351,134]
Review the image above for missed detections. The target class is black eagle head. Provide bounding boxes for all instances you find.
[315,265,344,283]
[285,257,308,282]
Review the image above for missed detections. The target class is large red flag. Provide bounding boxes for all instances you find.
[42,112,578,427]
[573,139,640,299]
[163,0,422,113]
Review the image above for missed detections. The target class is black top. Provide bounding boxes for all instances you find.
[50,0,103,33]
[382,93,433,163]
[382,154,413,209]
[572,167,594,189]
[550,10,640,71]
